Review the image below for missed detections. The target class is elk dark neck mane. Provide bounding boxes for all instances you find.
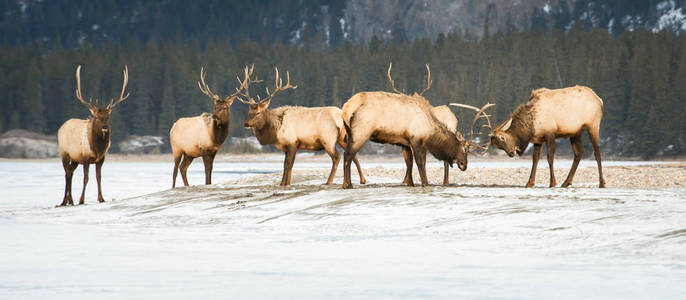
[425,122,459,163]
[252,108,285,145]
[88,119,110,157]
[508,101,537,151]
[211,114,230,145]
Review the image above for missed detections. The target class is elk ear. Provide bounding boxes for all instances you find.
[223,96,235,105]
[259,99,271,110]
[500,118,513,131]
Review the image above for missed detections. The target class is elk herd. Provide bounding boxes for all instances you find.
[57,63,606,206]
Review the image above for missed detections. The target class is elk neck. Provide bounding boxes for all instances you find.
[507,103,536,151]
[88,119,110,157]
[210,112,231,145]
[252,109,282,146]
[425,123,460,163]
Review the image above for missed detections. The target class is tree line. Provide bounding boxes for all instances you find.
[1,25,685,158]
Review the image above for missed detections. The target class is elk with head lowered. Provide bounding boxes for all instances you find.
[239,67,366,186]
[486,86,606,188]
[170,65,259,188]
[341,63,491,189]
[57,65,130,206]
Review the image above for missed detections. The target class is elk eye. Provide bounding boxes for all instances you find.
[499,135,505,141]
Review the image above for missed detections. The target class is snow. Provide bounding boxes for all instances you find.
[1,159,685,298]
[543,2,551,14]
[653,1,686,33]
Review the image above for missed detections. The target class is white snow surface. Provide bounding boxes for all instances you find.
[1,159,685,299]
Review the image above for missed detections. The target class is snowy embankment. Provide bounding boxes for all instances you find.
[1,158,685,299]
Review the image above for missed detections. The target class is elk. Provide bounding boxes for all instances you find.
[238,67,366,186]
[170,65,259,188]
[488,86,606,188]
[341,64,491,189]
[57,65,130,206]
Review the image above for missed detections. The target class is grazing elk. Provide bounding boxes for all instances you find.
[170,65,259,188]
[238,67,366,186]
[57,65,130,206]
[488,86,606,188]
[341,64,491,189]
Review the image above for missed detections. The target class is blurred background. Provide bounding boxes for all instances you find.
[0,0,685,158]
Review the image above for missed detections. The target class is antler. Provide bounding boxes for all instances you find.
[107,65,130,110]
[450,102,495,155]
[418,64,432,96]
[260,67,297,104]
[235,64,262,104]
[75,65,96,111]
[387,63,403,94]
[198,66,220,101]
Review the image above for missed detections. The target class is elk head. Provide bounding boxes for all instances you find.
[490,118,521,157]
[198,64,260,123]
[238,67,297,128]
[75,65,130,138]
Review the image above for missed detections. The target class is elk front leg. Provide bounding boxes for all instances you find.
[281,146,297,186]
[526,144,543,187]
[562,134,583,188]
[172,152,182,188]
[443,161,450,185]
[411,143,429,187]
[401,146,414,186]
[546,136,557,187]
[95,158,105,203]
[79,163,89,205]
[202,152,216,185]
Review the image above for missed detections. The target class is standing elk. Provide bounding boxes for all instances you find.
[57,65,130,206]
[170,65,259,188]
[487,86,606,188]
[341,64,492,189]
[238,67,366,186]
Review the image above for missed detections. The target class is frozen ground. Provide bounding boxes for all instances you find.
[1,157,685,299]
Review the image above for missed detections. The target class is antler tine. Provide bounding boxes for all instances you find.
[108,65,130,110]
[197,66,219,100]
[387,63,403,94]
[75,65,96,111]
[232,63,262,100]
[418,64,432,96]
[260,67,297,104]
[450,102,495,152]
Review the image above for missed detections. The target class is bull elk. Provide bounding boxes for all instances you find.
[57,65,130,206]
[341,63,490,189]
[487,86,606,188]
[170,65,260,188]
[238,67,366,186]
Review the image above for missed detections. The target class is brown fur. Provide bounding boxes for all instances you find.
[341,92,468,189]
[490,85,606,188]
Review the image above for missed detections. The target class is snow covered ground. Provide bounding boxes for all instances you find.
[1,158,685,299]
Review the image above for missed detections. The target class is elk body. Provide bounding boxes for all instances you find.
[57,65,130,206]
[240,68,366,186]
[489,85,606,188]
[170,66,258,188]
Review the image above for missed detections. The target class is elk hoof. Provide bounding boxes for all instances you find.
[98,197,105,203]
[359,178,367,184]
[525,182,535,188]
[561,181,571,188]
[599,181,606,188]
[342,182,353,189]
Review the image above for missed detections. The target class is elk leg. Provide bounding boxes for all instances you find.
[526,144,543,188]
[179,154,194,187]
[589,128,606,188]
[352,154,366,184]
[202,152,215,185]
[60,156,75,206]
[342,124,369,189]
[172,153,182,188]
[325,147,340,185]
[411,143,429,187]
[79,163,89,205]
[562,134,583,188]
[401,146,414,186]
[546,136,557,187]
[281,147,297,186]
[95,158,105,203]
[443,161,450,185]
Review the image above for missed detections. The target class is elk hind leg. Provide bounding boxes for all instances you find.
[546,136,557,187]
[589,127,606,188]
[342,123,370,189]
[79,163,89,205]
[179,154,194,187]
[562,134,583,188]
[60,155,77,206]
[526,144,543,188]
[401,146,414,186]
